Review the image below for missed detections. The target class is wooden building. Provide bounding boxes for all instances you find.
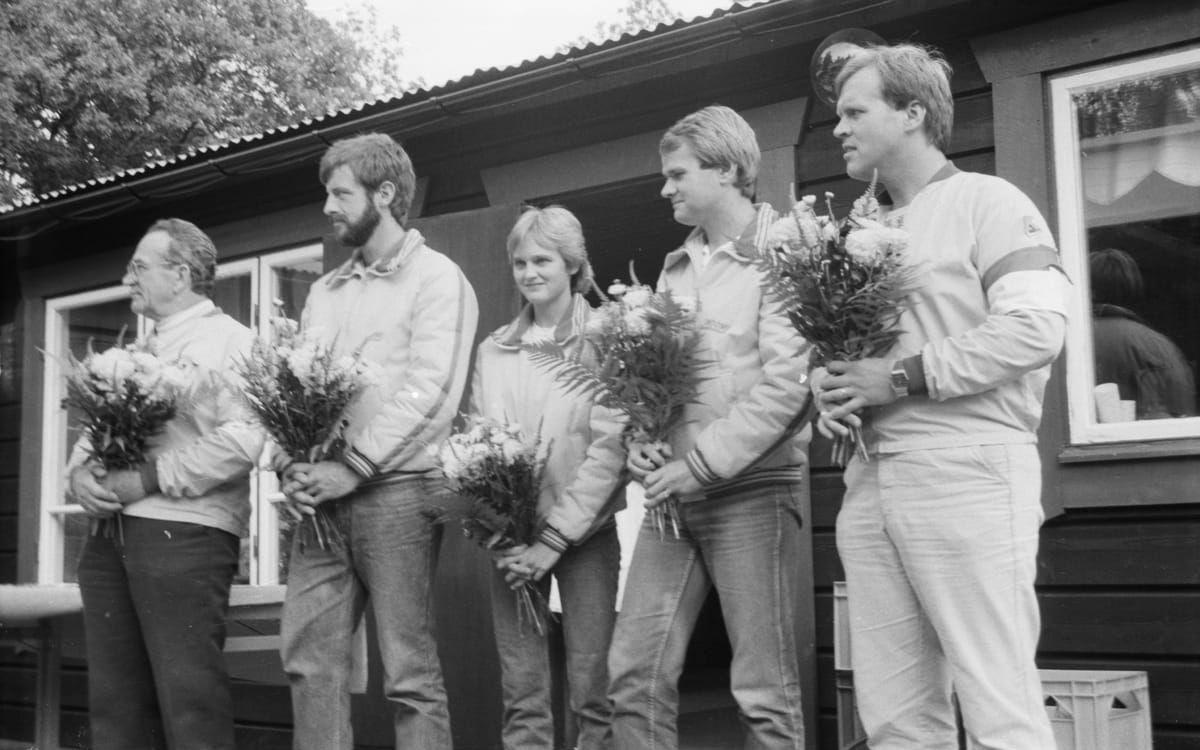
[1,0,1197,747]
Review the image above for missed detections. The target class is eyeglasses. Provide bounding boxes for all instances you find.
[125,260,181,278]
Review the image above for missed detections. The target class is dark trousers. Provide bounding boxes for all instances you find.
[78,516,240,750]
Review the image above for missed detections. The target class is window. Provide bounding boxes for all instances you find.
[1051,45,1200,448]
[38,245,324,585]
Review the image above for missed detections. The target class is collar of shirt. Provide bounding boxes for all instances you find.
[327,228,425,286]
[150,298,216,338]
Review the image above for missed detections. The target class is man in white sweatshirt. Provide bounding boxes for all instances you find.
[68,218,263,750]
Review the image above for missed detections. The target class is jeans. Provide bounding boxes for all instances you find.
[280,476,451,750]
[608,483,806,750]
[491,523,620,750]
[836,444,1055,750]
[77,516,240,750]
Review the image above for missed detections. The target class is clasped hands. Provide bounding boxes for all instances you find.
[626,441,700,506]
[494,542,562,591]
[272,452,361,521]
[68,463,149,517]
[811,358,897,439]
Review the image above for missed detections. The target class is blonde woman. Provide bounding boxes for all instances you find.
[471,205,627,749]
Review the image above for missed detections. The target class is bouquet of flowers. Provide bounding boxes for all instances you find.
[437,416,549,635]
[58,336,186,536]
[62,339,185,470]
[756,180,919,465]
[526,269,701,538]
[237,316,379,550]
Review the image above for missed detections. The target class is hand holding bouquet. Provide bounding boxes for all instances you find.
[58,337,186,534]
[757,179,918,465]
[526,269,701,538]
[237,316,379,550]
[436,417,549,635]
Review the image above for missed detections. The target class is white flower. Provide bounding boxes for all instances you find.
[87,348,136,386]
[845,227,908,265]
[765,217,801,249]
[818,216,840,243]
[622,286,652,309]
[585,315,608,337]
[501,438,527,463]
[622,308,651,336]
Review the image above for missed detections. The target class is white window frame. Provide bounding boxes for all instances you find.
[252,244,324,585]
[38,285,145,583]
[37,244,323,585]
[1050,44,1200,446]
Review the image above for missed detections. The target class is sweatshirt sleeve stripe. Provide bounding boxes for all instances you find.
[376,271,473,468]
[686,446,721,485]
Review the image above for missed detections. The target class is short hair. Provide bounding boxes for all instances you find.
[506,205,595,295]
[836,43,955,152]
[319,133,416,225]
[1089,248,1144,308]
[146,218,217,296]
[660,105,760,199]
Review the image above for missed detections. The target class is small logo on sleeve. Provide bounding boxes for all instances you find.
[1023,216,1047,240]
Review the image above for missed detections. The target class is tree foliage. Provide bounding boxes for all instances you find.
[560,0,684,51]
[0,0,413,205]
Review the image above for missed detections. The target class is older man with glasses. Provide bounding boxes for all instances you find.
[67,218,265,750]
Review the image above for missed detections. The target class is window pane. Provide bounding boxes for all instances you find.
[265,252,323,585]
[1072,64,1200,423]
[60,513,92,584]
[212,273,253,328]
[60,299,139,467]
[271,258,323,323]
[55,296,138,581]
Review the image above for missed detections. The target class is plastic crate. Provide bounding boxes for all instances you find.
[835,670,868,750]
[1041,669,1152,750]
[834,581,850,671]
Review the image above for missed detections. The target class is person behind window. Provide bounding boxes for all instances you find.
[277,132,479,750]
[472,205,627,749]
[1090,247,1195,419]
[609,105,811,749]
[67,218,265,750]
[817,42,1071,749]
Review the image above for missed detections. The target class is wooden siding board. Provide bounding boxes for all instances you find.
[1038,590,1200,655]
[1058,459,1200,508]
[0,404,17,441]
[1038,519,1200,586]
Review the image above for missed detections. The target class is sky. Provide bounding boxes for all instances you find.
[306,0,747,88]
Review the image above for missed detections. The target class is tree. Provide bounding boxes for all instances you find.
[0,0,413,205]
[560,0,684,52]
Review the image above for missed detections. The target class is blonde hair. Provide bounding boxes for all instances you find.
[837,43,954,152]
[660,105,760,198]
[506,205,595,294]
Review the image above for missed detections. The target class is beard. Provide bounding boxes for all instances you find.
[333,202,382,247]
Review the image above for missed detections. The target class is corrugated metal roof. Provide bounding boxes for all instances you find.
[0,0,771,216]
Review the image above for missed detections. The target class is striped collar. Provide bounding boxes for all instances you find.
[325,228,426,286]
[493,293,591,350]
[880,160,959,207]
[662,203,778,272]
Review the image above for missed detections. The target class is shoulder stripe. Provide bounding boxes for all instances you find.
[981,246,1062,292]
[376,270,471,468]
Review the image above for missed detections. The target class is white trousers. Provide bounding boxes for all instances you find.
[836,443,1056,750]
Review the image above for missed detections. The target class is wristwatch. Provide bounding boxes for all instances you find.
[889,360,910,400]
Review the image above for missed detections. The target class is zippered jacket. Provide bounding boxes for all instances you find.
[470,294,627,546]
[302,229,479,479]
[658,203,812,499]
